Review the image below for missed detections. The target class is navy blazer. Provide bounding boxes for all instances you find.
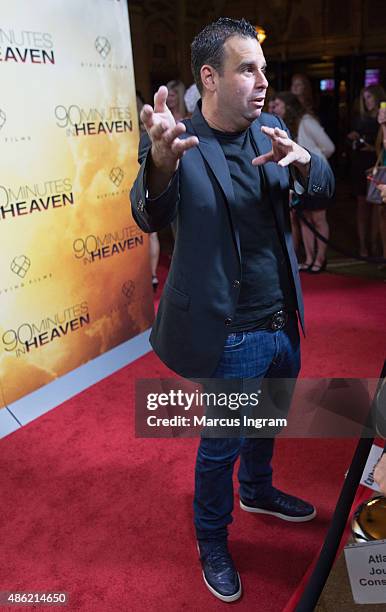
[130,104,335,377]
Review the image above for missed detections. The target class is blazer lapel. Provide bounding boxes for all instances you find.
[191,105,241,262]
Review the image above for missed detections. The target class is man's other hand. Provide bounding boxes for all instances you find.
[252,126,311,178]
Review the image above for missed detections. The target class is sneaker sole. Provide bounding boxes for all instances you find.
[239,499,317,522]
[202,570,242,603]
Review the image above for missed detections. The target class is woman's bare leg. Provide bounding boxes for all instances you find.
[299,211,316,267]
[290,208,302,254]
[311,210,329,267]
[149,232,160,286]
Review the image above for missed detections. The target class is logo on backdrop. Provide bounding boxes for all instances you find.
[0,270,53,297]
[73,225,144,264]
[105,280,141,323]
[80,34,128,71]
[122,280,135,303]
[95,36,111,59]
[105,280,138,320]
[97,167,128,202]
[1,301,90,356]
[109,167,124,187]
[0,106,32,144]
[54,105,133,137]
[10,255,31,278]
[0,28,55,64]
[0,178,74,221]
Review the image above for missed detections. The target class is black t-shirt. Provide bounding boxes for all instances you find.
[212,127,295,331]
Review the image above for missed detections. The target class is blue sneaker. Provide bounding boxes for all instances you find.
[197,540,242,602]
[240,488,316,522]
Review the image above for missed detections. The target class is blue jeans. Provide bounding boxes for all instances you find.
[194,314,301,541]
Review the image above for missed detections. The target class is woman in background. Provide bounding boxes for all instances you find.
[347,85,386,257]
[166,80,187,122]
[184,83,200,117]
[273,92,335,273]
[263,84,277,114]
[291,73,315,114]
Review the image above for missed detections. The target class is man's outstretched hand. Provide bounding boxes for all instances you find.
[252,126,311,178]
[141,86,198,195]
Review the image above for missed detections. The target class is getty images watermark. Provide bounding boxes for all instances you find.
[135,378,384,438]
[145,387,287,431]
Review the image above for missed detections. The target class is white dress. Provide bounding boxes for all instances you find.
[297,114,335,160]
[296,114,335,210]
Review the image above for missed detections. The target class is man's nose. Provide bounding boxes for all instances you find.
[256,71,268,90]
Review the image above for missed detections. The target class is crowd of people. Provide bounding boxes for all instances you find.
[266,77,386,272]
[267,79,386,273]
[137,72,386,284]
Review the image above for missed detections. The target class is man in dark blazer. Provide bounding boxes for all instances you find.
[131,18,334,603]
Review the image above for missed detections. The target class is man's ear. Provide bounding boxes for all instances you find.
[200,65,217,94]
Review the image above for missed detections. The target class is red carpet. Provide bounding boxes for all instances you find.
[0,266,385,611]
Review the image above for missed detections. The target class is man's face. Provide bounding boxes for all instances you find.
[215,35,268,128]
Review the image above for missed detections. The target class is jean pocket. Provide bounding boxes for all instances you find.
[223,332,246,350]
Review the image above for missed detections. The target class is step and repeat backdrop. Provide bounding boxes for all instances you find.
[0,0,153,408]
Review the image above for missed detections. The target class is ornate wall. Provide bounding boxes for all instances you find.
[128,0,386,100]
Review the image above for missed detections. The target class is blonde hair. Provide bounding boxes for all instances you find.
[166,80,187,118]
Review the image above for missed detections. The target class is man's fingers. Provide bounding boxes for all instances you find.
[149,120,169,141]
[275,136,292,147]
[261,125,288,140]
[162,122,187,144]
[140,104,154,129]
[171,136,199,156]
[273,126,288,138]
[260,126,275,140]
[154,85,169,113]
[278,152,298,167]
[252,151,274,166]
